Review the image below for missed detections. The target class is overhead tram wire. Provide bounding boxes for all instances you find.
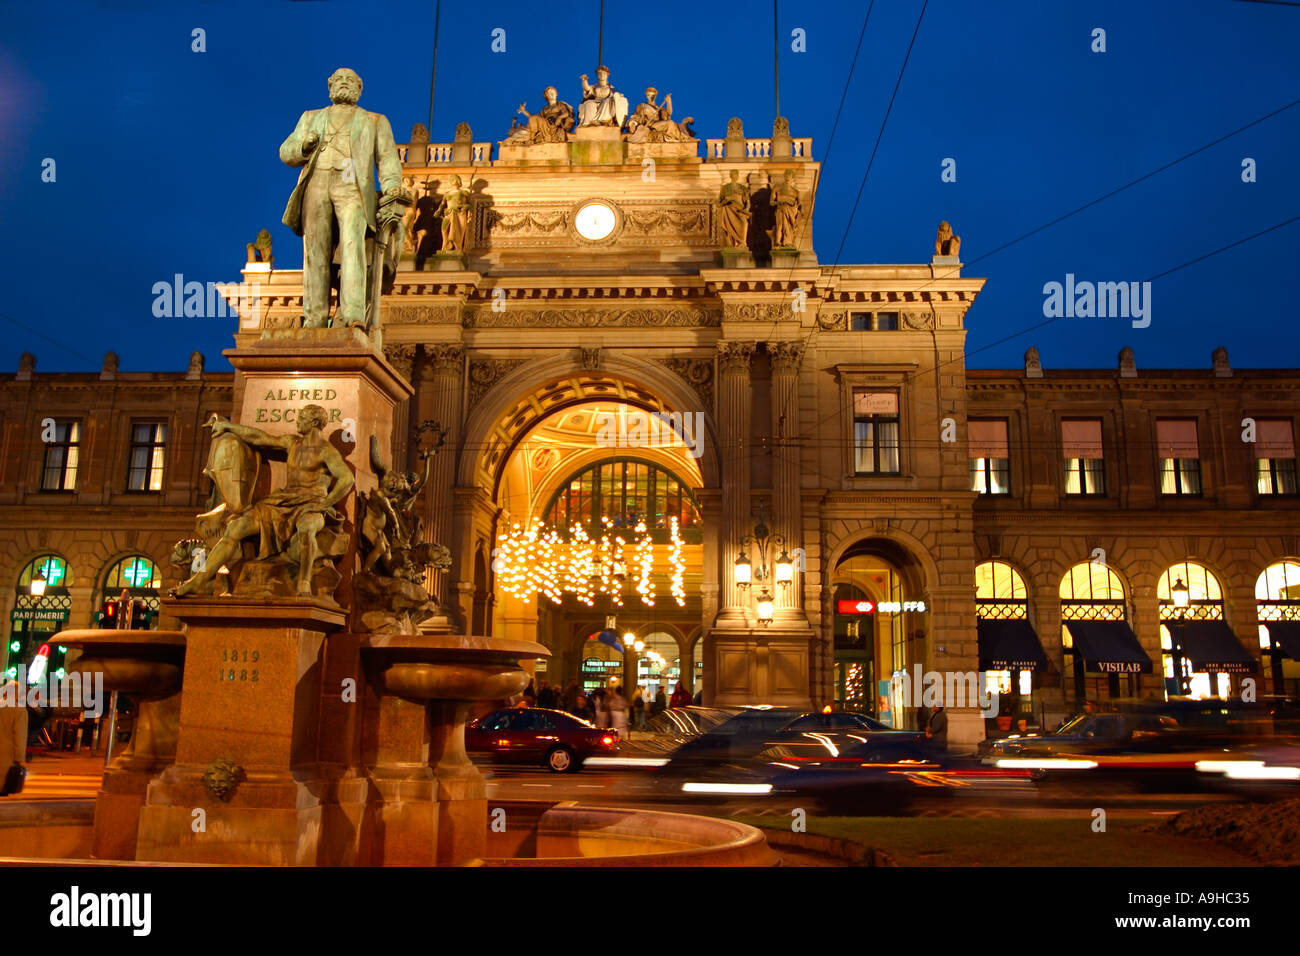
[427,0,442,134]
[0,311,97,365]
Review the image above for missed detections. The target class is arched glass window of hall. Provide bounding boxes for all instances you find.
[1256,560,1300,650]
[1058,563,1127,646]
[101,555,163,625]
[1157,562,1226,692]
[8,555,73,682]
[975,561,1028,620]
[544,458,701,541]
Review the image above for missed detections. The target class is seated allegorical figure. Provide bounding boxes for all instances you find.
[506,86,574,145]
[625,87,695,144]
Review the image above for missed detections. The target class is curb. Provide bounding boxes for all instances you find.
[759,828,895,866]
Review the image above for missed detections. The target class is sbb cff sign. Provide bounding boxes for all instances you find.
[836,600,928,614]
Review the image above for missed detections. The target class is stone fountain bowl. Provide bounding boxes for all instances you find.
[360,633,548,704]
[55,629,187,699]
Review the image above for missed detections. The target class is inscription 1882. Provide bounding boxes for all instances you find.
[219,648,261,683]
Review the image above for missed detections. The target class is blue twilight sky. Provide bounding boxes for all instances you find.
[0,0,1297,375]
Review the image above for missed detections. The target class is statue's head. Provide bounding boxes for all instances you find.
[328,68,362,105]
[297,404,329,434]
[543,86,558,103]
[937,220,952,240]
[596,65,610,82]
[256,228,271,245]
[381,472,408,495]
[644,86,658,102]
[450,174,463,188]
[729,169,740,182]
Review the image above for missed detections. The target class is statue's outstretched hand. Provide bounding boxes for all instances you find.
[303,131,320,154]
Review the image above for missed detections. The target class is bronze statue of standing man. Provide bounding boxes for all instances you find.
[280,68,404,329]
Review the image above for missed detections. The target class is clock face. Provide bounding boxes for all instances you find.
[574,201,618,241]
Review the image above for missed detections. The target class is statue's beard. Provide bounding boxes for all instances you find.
[330,88,360,105]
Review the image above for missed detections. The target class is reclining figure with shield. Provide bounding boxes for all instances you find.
[172,404,354,600]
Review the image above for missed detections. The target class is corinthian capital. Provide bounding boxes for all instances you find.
[384,344,417,378]
[768,341,805,373]
[717,340,757,374]
[424,344,465,374]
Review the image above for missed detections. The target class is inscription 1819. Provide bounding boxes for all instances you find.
[219,648,261,683]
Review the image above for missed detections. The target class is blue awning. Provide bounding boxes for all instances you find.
[1173,621,1257,673]
[1065,621,1153,674]
[977,619,1048,671]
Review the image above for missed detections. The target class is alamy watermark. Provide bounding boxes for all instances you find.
[2,665,105,718]
[1042,274,1151,329]
[890,664,999,717]
[151,273,261,324]
[594,407,706,459]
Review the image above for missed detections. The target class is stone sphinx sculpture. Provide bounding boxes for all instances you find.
[625,87,695,143]
[355,422,452,633]
[172,405,354,601]
[506,86,574,145]
[246,229,273,267]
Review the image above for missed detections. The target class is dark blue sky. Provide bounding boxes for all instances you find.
[1,0,1296,374]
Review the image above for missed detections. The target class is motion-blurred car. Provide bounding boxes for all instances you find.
[979,712,1178,757]
[465,707,618,772]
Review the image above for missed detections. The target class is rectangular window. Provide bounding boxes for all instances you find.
[1061,419,1105,495]
[1256,420,1298,495]
[969,419,1010,495]
[853,391,900,475]
[127,422,168,492]
[875,312,899,331]
[850,312,899,331]
[1157,419,1201,496]
[41,420,81,491]
[850,312,871,331]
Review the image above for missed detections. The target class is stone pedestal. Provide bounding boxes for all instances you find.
[59,630,186,861]
[719,249,755,268]
[497,142,569,164]
[360,634,547,866]
[430,252,468,271]
[770,249,803,269]
[136,599,347,865]
[708,627,814,708]
[569,126,625,165]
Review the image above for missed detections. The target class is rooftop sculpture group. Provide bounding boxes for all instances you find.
[503,66,697,145]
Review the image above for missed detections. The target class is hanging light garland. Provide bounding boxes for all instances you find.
[495,517,688,608]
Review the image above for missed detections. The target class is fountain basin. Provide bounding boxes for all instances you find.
[57,629,187,698]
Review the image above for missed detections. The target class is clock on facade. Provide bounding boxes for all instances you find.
[573,201,618,241]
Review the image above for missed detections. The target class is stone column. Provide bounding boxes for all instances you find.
[769,342,805,618]
[383,345,416,470]
[421,345,464,610]
[716,341,756,623]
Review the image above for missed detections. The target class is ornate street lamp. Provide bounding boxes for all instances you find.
[1169,577,1191,695]
[756,588,775,625]
[735,508,795,623]
[734,552,752,589]
[1171,577,1190,609]
[29,571,47,597]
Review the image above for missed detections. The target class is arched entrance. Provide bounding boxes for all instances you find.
[7,554,73,683]
[829,538,927,728]
[455,365,719,692]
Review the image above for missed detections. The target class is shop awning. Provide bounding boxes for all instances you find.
[1172,621,1257,673]
[1265,621,1300,658]
[977,619,1048,671]
[1065,621,1154,674]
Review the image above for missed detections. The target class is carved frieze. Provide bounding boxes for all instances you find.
[815,310,847,331]
[901,310,935,330]
[725,302,792,323]
[623,207,710,236]
[468,359,529,408]
[386,305,462,326]
[476,201,714,246]
[464,307,720,329]
[658,357,715,410]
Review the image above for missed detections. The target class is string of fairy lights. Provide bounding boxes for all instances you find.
[495,516,687,608]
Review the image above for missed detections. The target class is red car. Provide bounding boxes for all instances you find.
[465,708,619,772]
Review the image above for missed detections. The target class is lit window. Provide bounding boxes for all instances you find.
[1157,420,1201,496]
[1061,419,1105,495]
[969,420,1010,495]
[41,420,81,491]
[1254,420,1297,496]
[853,391,900,474]
[127,422,168,492]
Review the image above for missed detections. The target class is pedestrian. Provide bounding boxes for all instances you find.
[632,687,646,729]
[0,679,28,796]
[522,680,536,708]
[608,684,628,734]
[537,680,555,710]
[574,693,596,723]
[670,681,690,709]
[692,688,702,705]
[651,686,667,718]
[593,688,610,728]
[563,680,580,714]
[927,703,948,752]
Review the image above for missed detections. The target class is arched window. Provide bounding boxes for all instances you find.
[975,561,1028,618]
[1256,561,1300,698]
[7,555,72,681]
[545,458,701,541]
[100,555,162,628]
[1059,562,1132,703]
[634,631,683,699]
[1158,562,1227,697]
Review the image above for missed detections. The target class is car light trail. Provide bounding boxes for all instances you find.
[994,758,1098,770]
[681,782,773,794]
[583,757,669,768]
[1195,759,1300,780]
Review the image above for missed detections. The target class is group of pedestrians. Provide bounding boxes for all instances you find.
[514,678,696,733]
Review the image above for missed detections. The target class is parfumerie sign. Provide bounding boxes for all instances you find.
[10,607,68,623]
[253,386,345,425]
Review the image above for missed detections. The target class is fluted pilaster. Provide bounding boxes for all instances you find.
[769,341,805,616]
[717,341,756,620]
[420,344,464,607]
